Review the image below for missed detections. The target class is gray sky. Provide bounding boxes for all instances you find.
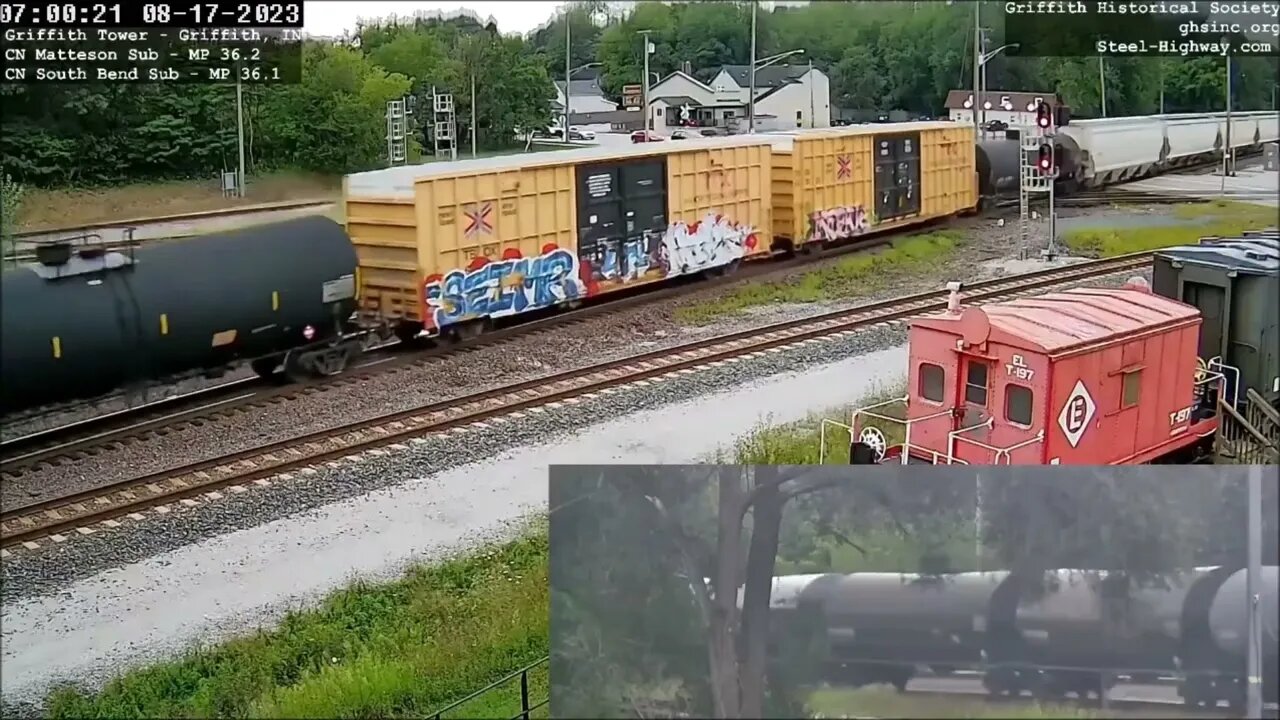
[302,1,568,37]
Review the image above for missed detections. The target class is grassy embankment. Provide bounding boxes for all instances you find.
[44,525,550,720]
[17,145,570,232]
[674,230,964,326]
[1062,199,1277,257]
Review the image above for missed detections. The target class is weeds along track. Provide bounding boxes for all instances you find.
[0,253,1152,551]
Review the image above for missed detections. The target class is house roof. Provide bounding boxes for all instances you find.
[717,63,811,89]
[943,90,1063,110]
[651,70,714,93]
[653,95,702,107]
[555,79,606,98]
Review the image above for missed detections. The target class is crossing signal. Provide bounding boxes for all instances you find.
[1036,101,1052,129]
[1038,143,1054,172]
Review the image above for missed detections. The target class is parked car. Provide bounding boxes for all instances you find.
[699,127,728,137]
[671,129,691,140]
[568,127,596,141]
[630,130,665,143]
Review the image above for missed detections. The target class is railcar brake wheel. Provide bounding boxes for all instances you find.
[858,426,888,461]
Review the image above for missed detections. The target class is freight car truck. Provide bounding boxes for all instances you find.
[343,137,775,341]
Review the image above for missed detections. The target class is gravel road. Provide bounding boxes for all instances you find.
[1,205,1132,506]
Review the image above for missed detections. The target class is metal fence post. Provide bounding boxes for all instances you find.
[520,668,531,720]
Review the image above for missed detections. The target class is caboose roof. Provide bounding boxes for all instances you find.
[913,287,1201,355]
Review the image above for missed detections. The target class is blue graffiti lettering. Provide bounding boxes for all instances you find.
[593,237,654,282]
[424,248,584,329]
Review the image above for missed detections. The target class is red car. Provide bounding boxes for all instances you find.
[630,130,665,143]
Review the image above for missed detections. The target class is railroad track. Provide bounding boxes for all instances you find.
[0,232,904,473]
[0,252,1153,551]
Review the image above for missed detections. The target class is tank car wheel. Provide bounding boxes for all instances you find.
[251,357,282,380]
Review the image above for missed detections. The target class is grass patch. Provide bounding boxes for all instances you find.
[18,171,342,231]
[808,687,1103,719]
[44,524,550,720]
[674,230,963,325]
[1063,200,1277,257]
[720,381,907,465]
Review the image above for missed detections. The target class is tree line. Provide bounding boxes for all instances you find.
[550,465,1277,718]
[2,0,1274,189]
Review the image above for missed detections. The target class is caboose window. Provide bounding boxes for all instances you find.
[919,363,945,403]
[965,361,989,406]
[1005,384,1033,426]
[1122,369,1142,408]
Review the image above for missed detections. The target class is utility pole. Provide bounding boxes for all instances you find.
[639,29,653,133]
[236,73,246,197]
[1098,56,1107,117]
[808,57,815,128]
[972,1,981,140]
[1225,53,1234,178]
[749,0,758,134]
[564,15,571,136]
[471,70,477,158]
[978,27,987,130]
[1245,464,1264,720]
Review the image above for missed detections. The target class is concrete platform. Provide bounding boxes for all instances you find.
[1124,165,1280,207]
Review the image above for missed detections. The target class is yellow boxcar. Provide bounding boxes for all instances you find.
[769,122,977,249]
[345,137,773,336]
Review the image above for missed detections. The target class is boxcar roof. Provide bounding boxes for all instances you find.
[344,135,775,199]
[914,287,1201,354]
[762,120,963,151]
[1155,236,1279,276]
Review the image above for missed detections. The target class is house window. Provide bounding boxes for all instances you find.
[1122,370,1142,408]
[1005,385,1033,426]
[918,363,945,403]
[965,361,989,406]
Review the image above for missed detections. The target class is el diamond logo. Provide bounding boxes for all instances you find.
[1057,380,1096,448]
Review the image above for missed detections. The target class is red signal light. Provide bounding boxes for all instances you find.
[1037,144,1053,171]
[1035,101,1052,129]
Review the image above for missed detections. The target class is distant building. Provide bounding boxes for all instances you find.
[944,90,1064,127]
[646,63,830,132]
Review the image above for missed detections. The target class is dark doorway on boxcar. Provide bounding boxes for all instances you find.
[575,158,669,284]
[873,132,922,222]
[1181,280,1227,360]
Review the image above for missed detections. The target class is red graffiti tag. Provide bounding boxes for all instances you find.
[807,206,870,243]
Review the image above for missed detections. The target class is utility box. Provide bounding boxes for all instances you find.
[1264,141,1278,171]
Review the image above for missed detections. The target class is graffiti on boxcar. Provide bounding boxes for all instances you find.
[807,205,870,243]
[576,213,759,294]
[658,212,759,276]
[422,245,586,330]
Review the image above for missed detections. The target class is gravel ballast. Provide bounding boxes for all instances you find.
[2,206,1135,508]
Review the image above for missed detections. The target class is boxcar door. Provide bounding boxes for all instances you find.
[1181,280,1227,361]
[894,134,922,216]
[618,160,668,279]
[873,137,898,223]
[576,159,669,286]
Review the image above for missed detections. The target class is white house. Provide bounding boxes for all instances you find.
[646,63,830,132]
[944,89,1064,127]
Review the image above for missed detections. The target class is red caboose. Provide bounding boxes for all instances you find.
[843,281,1228,465]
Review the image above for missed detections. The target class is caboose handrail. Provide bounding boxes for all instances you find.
[948,420,1044,465]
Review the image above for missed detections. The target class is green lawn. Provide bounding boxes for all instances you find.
[45,524,550,719]
[674,230,963,325]
[1062,200,1277,257]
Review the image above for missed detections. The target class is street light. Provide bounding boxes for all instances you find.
[563,60,602,137]
[749,49,805,134]
[977,42,1018,129]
